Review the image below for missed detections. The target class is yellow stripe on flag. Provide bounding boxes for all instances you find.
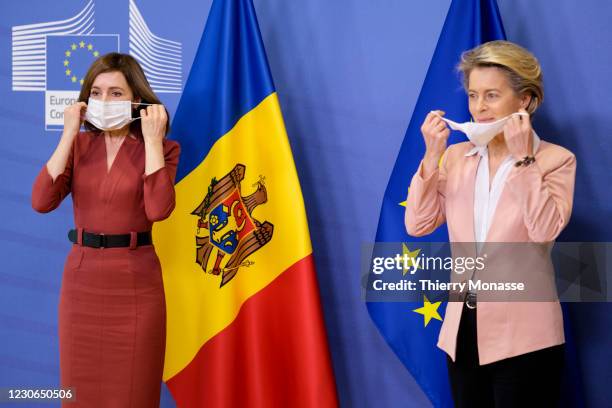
[154,93,313,380]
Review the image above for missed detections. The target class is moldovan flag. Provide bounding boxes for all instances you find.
[153,0,339,406]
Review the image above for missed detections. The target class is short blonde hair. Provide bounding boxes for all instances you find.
[458,40,543,114]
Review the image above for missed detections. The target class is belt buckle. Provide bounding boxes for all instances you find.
[90,233,106,249]
[465,292,477,309]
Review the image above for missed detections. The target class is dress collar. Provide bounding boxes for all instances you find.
[124,133,141,144]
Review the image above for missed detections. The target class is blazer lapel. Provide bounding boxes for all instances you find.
[461,154,480,243]
[484,132,543,243]
[449,153,481,283]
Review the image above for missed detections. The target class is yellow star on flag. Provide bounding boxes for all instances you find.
[65,69,71,76]
[413,295,442,327]
[402,244,421,276]
[65,50,71,57]
[71,43,77,50]
[63,60,69,66]
[79,41,85,48]
[399,187,410,207]
[87,44,93,50]
[79,79,84,85]
[93,51,100,57]
[71,76,77,83]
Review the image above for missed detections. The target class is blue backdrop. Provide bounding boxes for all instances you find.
[1,1,610,407]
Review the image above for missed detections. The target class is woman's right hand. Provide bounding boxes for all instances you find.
[420,110,450,176]
[63,102,87,139]
[45,101,86,181]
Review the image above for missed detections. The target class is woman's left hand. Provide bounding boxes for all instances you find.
[503,108,533,160]
[141,105,167,145]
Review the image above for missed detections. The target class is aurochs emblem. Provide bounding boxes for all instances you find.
[192,164,274,287]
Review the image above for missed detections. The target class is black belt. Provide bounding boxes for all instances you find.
[68,229,152,248]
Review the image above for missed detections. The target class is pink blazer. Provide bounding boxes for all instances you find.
[404,139,576,364]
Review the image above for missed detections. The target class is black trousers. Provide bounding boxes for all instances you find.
[447,304,565,408]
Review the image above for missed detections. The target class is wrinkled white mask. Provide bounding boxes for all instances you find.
[85,98,157,131]
[432,111,529,147]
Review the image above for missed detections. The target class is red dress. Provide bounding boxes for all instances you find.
[31,131,180,407]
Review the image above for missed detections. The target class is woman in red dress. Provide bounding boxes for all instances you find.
[31,53,180,407]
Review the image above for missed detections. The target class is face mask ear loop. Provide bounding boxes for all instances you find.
[131,104,140,119]
[130,101,159,119]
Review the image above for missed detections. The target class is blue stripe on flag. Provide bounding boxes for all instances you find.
[170,0,275,182]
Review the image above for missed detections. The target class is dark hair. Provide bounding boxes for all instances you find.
[78,52,170,136]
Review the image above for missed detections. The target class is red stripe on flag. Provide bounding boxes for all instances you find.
[166,255,339,407]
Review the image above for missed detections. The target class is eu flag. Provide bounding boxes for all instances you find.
[367,1,506,406]
[46,35,119,90]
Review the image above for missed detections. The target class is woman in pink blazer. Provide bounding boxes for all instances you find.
[405,41,576,407]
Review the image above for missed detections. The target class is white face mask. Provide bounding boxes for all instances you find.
[85,98,138,131]
[433,111,529,147]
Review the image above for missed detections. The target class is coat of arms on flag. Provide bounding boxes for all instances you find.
[193,164,274,287]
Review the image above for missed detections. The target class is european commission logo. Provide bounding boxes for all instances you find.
[11,0,183,131]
